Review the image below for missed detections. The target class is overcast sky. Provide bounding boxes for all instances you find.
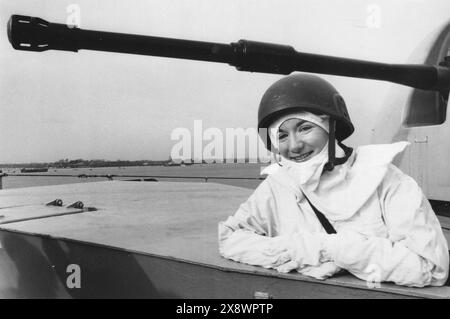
[1,0,449,163]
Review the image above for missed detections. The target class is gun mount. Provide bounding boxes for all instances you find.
[7,14,450,92]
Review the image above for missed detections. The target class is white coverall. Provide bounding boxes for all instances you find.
[218,142,449,287]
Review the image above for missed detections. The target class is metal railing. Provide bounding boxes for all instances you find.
[0,172,265,190]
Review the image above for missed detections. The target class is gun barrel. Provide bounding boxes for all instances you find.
[7,15,450,91]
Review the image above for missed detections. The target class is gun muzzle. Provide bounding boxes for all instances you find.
[8,15,78,52]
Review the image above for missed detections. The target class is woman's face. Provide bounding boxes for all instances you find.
[277,118,328,162]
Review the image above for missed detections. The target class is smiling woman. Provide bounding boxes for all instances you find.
[218,73,449,287]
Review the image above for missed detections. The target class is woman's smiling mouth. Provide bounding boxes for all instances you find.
[289,151,314,162]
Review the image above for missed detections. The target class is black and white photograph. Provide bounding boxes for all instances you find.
[0,0,449,302]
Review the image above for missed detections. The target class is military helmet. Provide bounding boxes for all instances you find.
[258,73,354,149]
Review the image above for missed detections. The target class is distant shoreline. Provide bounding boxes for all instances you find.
[0,160,265,169]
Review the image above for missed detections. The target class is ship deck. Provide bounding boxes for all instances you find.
[0,181,449,298]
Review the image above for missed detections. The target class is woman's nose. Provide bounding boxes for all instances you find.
[288,134,303,152]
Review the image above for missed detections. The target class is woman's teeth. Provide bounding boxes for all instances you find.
[291,151,313,161]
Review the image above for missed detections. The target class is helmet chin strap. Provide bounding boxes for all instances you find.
[324,118,353,171]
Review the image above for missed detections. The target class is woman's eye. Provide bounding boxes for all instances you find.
[298,125,313,132]
[278,133,287,140]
